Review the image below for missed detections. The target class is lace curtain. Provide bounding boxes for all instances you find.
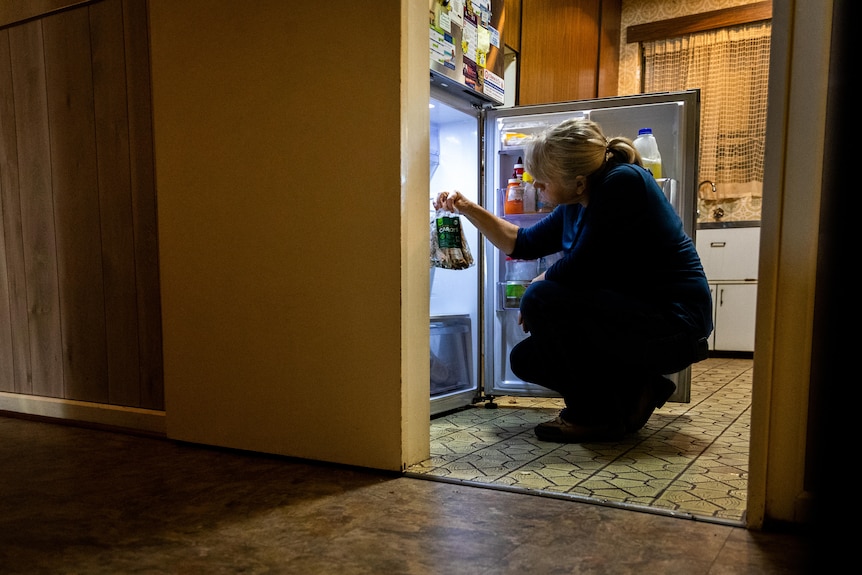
[643,22,771,201]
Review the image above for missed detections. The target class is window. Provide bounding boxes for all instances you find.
[642,22,771,208]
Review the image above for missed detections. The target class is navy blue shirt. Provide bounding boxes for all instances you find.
[509,163,713,338]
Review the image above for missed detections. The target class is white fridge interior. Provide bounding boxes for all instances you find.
[428,89,483,415]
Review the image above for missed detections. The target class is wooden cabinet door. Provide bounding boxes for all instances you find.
[518,0,620,105]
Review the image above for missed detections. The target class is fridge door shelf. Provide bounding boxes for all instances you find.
[499,281,530,310]
[500,210,554,222]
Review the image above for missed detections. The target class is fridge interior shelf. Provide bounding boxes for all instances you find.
[501,133,532,150]
[498,113,588,150]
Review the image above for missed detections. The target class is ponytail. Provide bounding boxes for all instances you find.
[606,136,641,165]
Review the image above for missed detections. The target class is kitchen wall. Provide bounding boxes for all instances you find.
[618,0,761,96]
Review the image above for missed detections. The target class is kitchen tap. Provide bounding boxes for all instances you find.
[698,180,716,195]
[698,181,723,220]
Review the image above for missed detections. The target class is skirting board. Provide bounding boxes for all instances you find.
[0,392,166,436]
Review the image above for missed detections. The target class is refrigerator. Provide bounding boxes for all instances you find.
[427,1,700,416]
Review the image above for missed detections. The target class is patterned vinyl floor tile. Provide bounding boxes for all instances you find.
[405,356,753,525]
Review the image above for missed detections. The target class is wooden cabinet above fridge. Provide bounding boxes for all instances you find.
[517,0,621,105]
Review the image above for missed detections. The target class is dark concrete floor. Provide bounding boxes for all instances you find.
[0,414,816,574]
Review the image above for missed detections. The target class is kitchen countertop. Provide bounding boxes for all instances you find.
[697,220,761,229]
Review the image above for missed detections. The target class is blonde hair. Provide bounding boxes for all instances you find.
[524,118,642,184]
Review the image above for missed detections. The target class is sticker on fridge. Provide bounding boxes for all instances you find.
[449,0,464,28]
[488,25,500,49]
[483,69,504,103]
[429,28,456,70]
[461,10,478,64]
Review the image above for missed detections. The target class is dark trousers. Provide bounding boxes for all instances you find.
[509,280,706,426]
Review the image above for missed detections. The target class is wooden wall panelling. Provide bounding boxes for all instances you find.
[8,20,64,398]
[90,0,141,407]
[122,0,163,410]
[0,0,163,409]
[43,7,110,403]
[519,0,601,105]
[0,29,22,393]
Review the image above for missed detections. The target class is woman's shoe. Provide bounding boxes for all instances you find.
[535,413,625,443]
[625,376,676,433]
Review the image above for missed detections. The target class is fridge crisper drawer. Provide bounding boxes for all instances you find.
[430,315,473,397]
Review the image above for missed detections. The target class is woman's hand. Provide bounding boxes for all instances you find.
[434,189,520,256]
[531,272,546,283]
[434,190,471,213]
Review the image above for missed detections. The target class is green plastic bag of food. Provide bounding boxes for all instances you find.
[430,209,474,270]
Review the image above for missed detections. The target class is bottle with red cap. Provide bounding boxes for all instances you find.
[513,157,524,180]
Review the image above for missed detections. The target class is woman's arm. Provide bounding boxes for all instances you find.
[434,190,519,255]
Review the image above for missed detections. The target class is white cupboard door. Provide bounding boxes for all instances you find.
[714,283,758,352]
[707,284,717,350]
